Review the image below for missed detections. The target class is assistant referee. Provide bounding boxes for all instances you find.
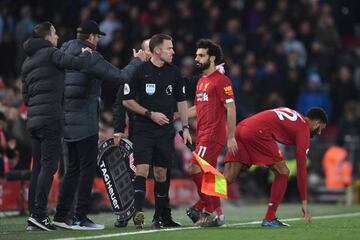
[122,34,192,229]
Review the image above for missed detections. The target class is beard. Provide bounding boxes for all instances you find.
[310,128,319,138]
[195,59,211,71]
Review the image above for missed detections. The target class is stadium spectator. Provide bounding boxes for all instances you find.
[331,65,358,121]
[282,28,307,67]
[336,101,360,176]
[99,11,121,48]
[296,72,332,120]
[15,6,36,45]
[0,111,16,178]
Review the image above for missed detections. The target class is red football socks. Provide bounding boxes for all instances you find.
[192,172,206,211]
[212,197,223,215]
[265,174,289,220]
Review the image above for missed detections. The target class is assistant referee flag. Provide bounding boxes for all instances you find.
[192,152,228,199]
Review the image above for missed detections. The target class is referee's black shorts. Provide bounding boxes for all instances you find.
[132,129,175,168]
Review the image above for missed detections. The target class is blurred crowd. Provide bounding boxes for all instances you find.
[0,0,359,180]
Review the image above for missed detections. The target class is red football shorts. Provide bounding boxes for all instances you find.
[224,124,283,166]
[192,141,224,167]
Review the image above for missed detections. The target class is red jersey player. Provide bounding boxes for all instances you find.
[223,107,327,227]
[186,39,237,227]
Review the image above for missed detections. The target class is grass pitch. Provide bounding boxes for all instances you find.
[1,203,360,240]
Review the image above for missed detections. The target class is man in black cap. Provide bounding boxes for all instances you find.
[52,20,146,230]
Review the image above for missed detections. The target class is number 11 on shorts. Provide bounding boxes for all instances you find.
[198,146,207,157]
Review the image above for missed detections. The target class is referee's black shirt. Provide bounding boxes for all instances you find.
[123,61,186,133]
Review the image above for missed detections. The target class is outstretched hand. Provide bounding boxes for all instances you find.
[133,49,146,61]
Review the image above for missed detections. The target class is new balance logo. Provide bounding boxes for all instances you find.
[42,218,49,225]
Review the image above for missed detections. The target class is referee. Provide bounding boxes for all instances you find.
[113,38,182,228]
[122,34,192,229]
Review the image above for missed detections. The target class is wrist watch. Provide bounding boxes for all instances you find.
[144,110,152,118]
[182,125,189,130]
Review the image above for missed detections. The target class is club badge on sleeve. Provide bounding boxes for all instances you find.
[223,86,233,95]
[123,83,130,95]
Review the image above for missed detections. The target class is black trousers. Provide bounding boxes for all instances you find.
[55,134,98,218]
[28,123,62,216]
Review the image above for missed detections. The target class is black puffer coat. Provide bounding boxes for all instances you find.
[60,39,142,141]
[21,38,91,131]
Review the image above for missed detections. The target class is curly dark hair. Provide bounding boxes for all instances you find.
[196,39,224,65]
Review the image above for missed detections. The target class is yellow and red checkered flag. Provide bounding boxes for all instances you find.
[192,152,228,199]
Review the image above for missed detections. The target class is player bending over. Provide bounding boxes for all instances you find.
[223,107,327,227]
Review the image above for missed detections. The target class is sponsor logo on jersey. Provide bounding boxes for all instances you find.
[145,83,156,95]
[196,92,209,102]
[224,85,233,95]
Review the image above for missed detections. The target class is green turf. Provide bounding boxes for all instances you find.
[1,204,360,240]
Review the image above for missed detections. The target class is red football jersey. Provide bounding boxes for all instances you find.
[195,70,235,144]
[241,107,310,200]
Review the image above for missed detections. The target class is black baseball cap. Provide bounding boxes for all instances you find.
[77,20,106,36]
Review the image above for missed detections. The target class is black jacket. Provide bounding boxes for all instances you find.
[60,39,142,141]
[21,38,91,131]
